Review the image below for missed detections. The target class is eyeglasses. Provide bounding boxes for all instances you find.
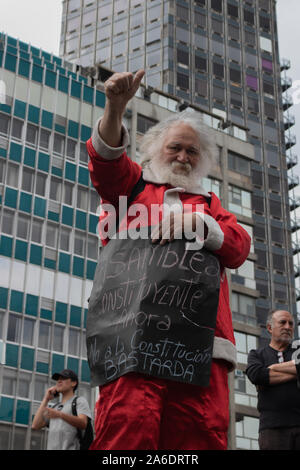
[277,351,284,363]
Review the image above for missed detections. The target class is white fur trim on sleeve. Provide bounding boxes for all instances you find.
[195,212,224,251]
[213,337,237,371]
[91,118,130,160]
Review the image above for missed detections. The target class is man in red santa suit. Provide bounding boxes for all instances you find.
[86,70,251,450]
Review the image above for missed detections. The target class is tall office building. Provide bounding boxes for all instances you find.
[59,0,299,449]
[0,33,104,449]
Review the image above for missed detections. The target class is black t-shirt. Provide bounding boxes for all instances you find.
[246,344,300,431]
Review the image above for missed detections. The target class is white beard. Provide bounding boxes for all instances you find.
[149,157,205,191]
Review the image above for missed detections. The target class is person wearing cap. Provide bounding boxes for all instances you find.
[32,369,92,450]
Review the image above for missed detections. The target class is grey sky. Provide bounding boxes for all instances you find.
[0,0,299,177]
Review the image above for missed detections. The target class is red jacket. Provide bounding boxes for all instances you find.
[87,130,251,370]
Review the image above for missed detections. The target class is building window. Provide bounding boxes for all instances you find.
[11,118,23,140]
[21,168,34,192]
[228,151,251,176]
[231,260,256,290]
[211,0,222,13]
[35,173,47,197]
[66,138,77,159]
[77,187,88,210]
[2,369,17,395]
[1,209,14,235]
[46,223,58,248]
[0,113,10,134]
[234,331,257,364]
[53,325,65,352]
[63,182,74,206]
[90,191,99,213]
[26,124,38,146]
[228,185,252,218]
[38,321,51,350]
[18,372,31,398]
[50,177,62,202]
[7,314,22,343]
[34,375,49,401]
[195,56,207,72]
[23,318,35,345]
[68,328,80,356]
[7,162,19,188]
[87,235,98,259]
[202,177,221,199]
[53,133,65,155]
[74,231,86,257]
[231,292,256,326]
[177,73,189,90]
[59,227,71,252]
[236,415,259,450]
[137,114,157,134]
[17,214,30,240]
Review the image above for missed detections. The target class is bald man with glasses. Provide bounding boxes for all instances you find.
[246,310,300,450]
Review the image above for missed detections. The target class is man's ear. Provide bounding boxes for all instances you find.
[266,323,272,335]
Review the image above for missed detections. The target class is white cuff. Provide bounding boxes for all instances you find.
[91,118,130,160]
[213,337,237,371]
[195,212,224,251]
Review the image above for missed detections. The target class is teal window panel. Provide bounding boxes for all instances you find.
[0,397,14,422]
[34,196,46,217]
[19,192,32,213]
[40,308,52,320]
[70,305,82,327]
[24,147,36,167]
[75,210,87,230]
[53,56,62,67]
[96,90,105,108]
[42,51,51,62]
[15,239,28,262]
[65,161,76,181]
[51,166,63,177]
[81,360,90,382]
[54,124,65,134]
[5,187,18,208]
[58,252,71,273]
[86,260,97,280]
[7,44,17,55]
[0,50,3,67]
[0,103,11,114]
[41,110,53,129]
[28,105,40,124]
[55,301,68,323]
[80,125,92,142]
[0,287,8,309]
[83,85,94,104]
[19,40,29,52]
[14,99,26,119]
[67,357,79,374]
[25,294,38,316]
[71,80,82,99]
[19,51,30,60]
[10,290,24,313]
[0,235,13,256]
[30,244,42,266]
[21,347,34,370]
[78,166,89,186]
[6,343,19,367]
[36,361,49,374]
[44,258,56,270]
[52,353,65,374]
[38,151,50,171]
[68,71,77,80]
[4,52,17,72]
[48,211,59,222]
[18,58,30,78]
[30,45,40,56]
[7,36,17,46]
[73,256,84,277]
[62,206,74,226]
[68,120,79,138]
[31,64,43,83]
[58,74,69,93]
[89,214,99,234]
[32,55,42,66]
[45,61,54,71]
[0,147,7,158]
[9,141,22,162]
[16,400,30,425]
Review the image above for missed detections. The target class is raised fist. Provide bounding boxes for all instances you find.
[104,69,145,110]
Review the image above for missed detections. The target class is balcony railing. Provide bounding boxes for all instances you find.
[280,58,291,71]
[291,217,300,231]
[283,94,293,110]
[281,76,293,92]
[287,153,298,169]
[292,241,300,254]
[294,265,300,277]
[284,114,296,130]
[285,134,297,149]
[290,195,300,210]
[288,174,300,190]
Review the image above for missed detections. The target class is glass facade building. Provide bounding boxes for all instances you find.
[0,33,105,449]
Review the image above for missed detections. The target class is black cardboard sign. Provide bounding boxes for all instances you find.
[87,230,220,388]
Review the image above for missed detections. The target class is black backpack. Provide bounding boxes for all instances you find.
[71,396,94,450]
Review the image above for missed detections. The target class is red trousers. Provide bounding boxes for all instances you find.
[90,360,229,450]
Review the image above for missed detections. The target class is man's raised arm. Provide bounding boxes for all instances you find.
[99,70,145,148]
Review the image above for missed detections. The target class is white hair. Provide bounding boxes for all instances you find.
[139,110,218,179]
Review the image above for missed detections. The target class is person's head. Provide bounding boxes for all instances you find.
[52,369,78,395]
[139,111,218,189]
[266,310,294,348]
